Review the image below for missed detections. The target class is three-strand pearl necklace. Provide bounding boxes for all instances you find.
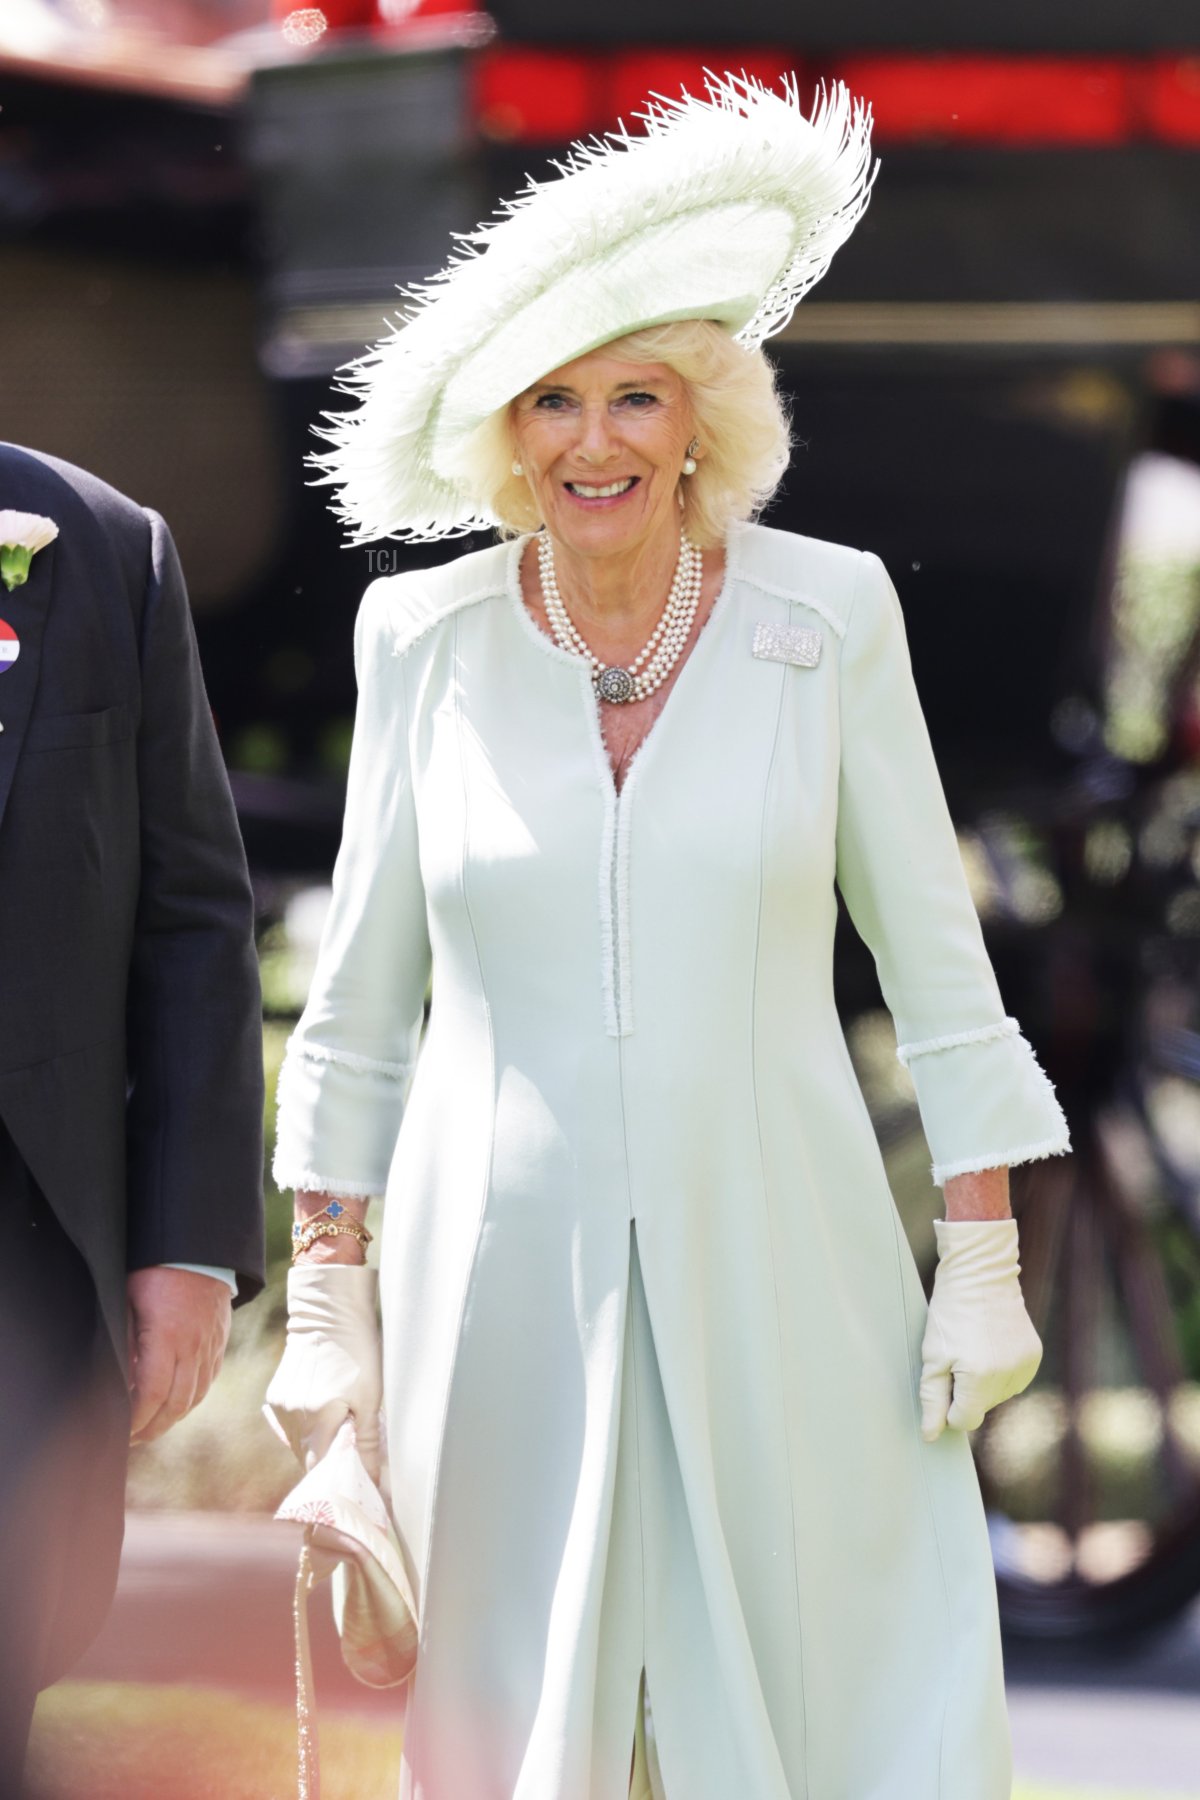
[537,529,703,705]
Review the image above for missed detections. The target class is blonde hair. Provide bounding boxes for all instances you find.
[456,320,792,550]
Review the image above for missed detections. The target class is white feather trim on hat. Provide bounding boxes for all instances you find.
[307,71,876,545]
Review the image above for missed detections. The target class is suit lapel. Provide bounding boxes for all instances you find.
[0,532,57,835]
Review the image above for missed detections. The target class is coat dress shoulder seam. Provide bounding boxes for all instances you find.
[749,649,810,1797]
[373,569,503,667]
[729,523,861,638]
[844,546,872,643]
[733,568,848,642]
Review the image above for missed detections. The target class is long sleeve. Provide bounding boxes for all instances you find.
[835,551,1069,1186]
[125,509,265,1297]
[273,579,432,1197]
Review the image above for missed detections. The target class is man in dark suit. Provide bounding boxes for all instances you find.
[0,443,265,1794]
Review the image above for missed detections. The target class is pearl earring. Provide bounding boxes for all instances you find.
[681,439,699,476]
[511,459,524,477]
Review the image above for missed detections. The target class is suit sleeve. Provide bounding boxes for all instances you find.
[125,509,265,1296]
[835,551,1070,1187]
[272,580,431,1198]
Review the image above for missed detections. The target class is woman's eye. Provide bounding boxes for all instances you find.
[621,392,658,408]
[534,393,569,410]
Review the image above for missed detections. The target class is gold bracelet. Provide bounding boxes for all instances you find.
[290,1218,372,1264]
[291,1199,361,1246]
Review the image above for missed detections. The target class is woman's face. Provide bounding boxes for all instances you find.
[510,349,697,563]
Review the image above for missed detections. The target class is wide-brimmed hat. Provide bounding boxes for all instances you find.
[308,72,875,545]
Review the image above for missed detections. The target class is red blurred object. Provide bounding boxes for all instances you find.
[473,48,601,143]
[1143,57,1200,145]
[836,56,1135,144]
[270,0,479,34]
[377,0,478,15]
[272,34,1199,150]
[473,46,803,146]
[270,0,373,26]
[605,50,800,130]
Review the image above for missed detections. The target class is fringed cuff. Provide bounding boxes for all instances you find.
[898,1018,1071,1189]
[284,1041,413,1081]
[932,1131,1072,1188]
[269,1161,381,1201]
[896,1016,1019,1067]
[273,1034,412,1199]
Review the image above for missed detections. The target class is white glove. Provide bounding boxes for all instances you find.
[264,1265,383,1480]
[920,1219,1042,1443]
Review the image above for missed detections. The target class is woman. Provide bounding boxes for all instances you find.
[267,77,1069,1799]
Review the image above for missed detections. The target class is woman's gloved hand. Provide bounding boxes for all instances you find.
[264,1265,383,1480]
[919,1219,1042,1443]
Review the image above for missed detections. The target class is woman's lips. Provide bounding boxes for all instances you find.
[562,476,641,509]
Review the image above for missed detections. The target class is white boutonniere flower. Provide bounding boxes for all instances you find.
[0,512,59,592]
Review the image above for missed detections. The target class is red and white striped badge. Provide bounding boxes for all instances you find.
[0,620,18,674]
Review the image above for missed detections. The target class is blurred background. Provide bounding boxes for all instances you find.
[5,1,1200,1795]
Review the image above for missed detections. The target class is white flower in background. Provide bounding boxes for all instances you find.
[0,511,59,592]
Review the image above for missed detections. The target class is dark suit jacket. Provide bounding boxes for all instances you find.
[0,443,265,1662]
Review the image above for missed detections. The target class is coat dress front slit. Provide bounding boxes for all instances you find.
[274,520,1070,1800]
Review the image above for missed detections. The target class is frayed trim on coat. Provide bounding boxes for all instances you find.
[284,1039,413,1080]
[597,781,620,1037]
[270,1156,381,1200]
[613,770,636,1037]
[896,1016,1019,1066]
[931,1130,1072,1188]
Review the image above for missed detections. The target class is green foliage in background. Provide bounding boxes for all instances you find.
[1104,555,1200,765]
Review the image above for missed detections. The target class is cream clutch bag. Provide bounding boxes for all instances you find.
[275,1419,417,1796]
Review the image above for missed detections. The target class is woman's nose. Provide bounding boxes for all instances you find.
[576,405,618,463]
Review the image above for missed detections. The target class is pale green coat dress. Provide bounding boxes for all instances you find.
[274,520,1070,1800]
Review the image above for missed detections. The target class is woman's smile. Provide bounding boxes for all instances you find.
[562,475,641,507]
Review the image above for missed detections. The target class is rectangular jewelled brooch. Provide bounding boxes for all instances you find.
[751,622,822,667]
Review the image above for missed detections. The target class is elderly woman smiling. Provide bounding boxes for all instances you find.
[483,322,781,790]
[266,77,1069,1800]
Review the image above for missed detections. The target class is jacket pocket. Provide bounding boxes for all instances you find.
[23,703,135,753]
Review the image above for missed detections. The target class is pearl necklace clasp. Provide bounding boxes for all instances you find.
[537,530,703,704]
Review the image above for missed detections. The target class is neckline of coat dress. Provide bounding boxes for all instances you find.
[501,525,740,805]
[499,526,740,1035]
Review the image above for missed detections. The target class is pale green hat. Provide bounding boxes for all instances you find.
[308,72,876,545]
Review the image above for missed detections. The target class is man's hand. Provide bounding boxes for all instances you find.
[126,1267,232,1444]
